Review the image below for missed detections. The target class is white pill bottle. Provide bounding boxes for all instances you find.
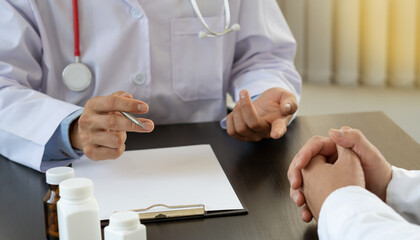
[104,211,147,240]
[57,178,101,240]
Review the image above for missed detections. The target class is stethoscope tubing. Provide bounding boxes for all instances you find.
[62,0,92,92]
[62,0,239,92]
[72,0,81,61]
[190,0,240,38]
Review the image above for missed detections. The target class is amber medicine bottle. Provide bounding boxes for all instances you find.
[43,167,75,240]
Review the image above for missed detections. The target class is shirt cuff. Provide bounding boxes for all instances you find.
[386,166,420,224]
[318,186,407,239]
[42,108,84,161]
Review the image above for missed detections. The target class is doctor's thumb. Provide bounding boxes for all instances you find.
[119,92,133,99]
[280,100,297,116]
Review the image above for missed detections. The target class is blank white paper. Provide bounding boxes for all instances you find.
[72,144,243,220]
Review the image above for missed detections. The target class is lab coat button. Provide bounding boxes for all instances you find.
[130,8,143,19]
[133,73,146,85]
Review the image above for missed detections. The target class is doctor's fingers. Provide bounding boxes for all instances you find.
[288,136,336,190]
[226,113,248,142]
[83,143,126,161]
[269,117,290,139]
[79,113,154,132]
[85,94,149,114]
[237,90,271,137]
[278,90,298,116]
[233,106,267,142]
[81,130,127,150]
[112,91,133,98]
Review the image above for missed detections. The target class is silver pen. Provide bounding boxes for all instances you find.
[120,111,145,129]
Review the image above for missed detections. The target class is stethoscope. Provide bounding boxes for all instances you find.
[191,0,240,38]
[62,0,240,92]
[62,0,92,92]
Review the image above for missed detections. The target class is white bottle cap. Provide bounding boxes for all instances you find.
[46,167,75,185]
[109,211,140,231]
[59,178,93,200]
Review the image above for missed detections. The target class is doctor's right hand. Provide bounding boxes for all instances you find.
[226,88,298,142]
[70,91,154,160]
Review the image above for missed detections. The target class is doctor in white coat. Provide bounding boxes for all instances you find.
[0,0,301,171]
[288,127,420,239]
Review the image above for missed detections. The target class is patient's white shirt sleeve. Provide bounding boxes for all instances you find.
[317,166,420,240]
[386,166,420,224]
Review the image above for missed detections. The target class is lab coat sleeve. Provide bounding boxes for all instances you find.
[229,0,302,105]
[0,2,81,171]
[386,166,420,224]
[41,109,84,172]
[318,186,420,240]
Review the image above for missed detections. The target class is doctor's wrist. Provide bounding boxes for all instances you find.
[70,119,83,151]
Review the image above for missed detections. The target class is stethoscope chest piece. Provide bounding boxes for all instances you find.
[62,62,92,92]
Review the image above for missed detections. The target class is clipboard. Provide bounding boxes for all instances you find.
[100,203,248,226]
[73,145,246,224]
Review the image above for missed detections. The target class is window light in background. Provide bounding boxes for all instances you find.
[306,0,333,85]
[335,0,360,86]
[361,0,389,87]
[281,0,307,80]
[418,0,420,87]
[388,0,417,88]
[276,0,420,88]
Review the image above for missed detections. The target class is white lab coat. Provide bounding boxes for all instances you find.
[0,0,301,171]
[318,166,420,239]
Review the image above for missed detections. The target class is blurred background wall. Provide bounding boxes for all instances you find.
[269,0,420,143]
[277,0,420,88]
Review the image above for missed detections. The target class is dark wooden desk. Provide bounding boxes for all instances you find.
[1,112,419,240]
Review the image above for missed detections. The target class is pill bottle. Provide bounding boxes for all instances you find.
[43,167,75,240]
[104,211,147,240]
[57,178,101,240]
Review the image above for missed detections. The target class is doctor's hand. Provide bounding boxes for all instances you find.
[226,88,298,142]
[301,147,365,221]
[70,91,154,160]
[288,127,392,222]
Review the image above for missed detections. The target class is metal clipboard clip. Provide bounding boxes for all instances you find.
[133,204,206,220]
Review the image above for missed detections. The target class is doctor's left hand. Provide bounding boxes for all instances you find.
[226,87,297,142]
[70,91,154,160]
